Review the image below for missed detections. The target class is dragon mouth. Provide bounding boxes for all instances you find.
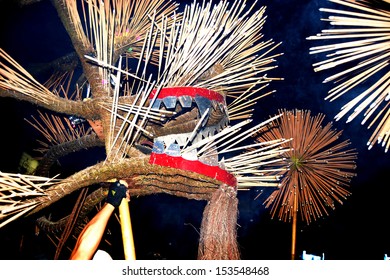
[149,152,237,187]
[147,86,236,187]
[149,87,229,131]
[148,87,229,148]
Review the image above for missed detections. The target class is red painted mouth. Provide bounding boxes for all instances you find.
[148,86,234,187]
[150,86,225,103]
[149,152,237,187]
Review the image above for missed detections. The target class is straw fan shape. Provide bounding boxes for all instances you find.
[307,0,390,152]
[256,109,357,224]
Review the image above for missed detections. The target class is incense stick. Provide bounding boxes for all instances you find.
[0,172,61,228]
[307,0,390,152]
[257,109,357,224]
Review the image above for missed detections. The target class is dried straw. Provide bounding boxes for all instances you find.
[257,109,357,224]
[24,111,91,155]
[0,172,60,228]
[0,49,59,105]
[307,0,390,152]
[146,0,282,99]
[198,184,239,260]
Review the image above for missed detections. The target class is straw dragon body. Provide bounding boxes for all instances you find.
[0,0,287,259]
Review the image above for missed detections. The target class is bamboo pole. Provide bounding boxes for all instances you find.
[107,179,136,260]
[291,193,298,260]
[119,198,136,260]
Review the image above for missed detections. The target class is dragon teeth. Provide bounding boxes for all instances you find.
[165,143,181,156]
[199,152,219,166]
[194,96,211,125]
[151,99,162,110]
[178,95,193,108]
[175,133,188,146]
[153,95,224,122]
[152,140,165,153]
[182,149,198,161]
[162,96,177,109]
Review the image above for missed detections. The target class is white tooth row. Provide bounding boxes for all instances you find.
[155,117,228,147]
[152,116,229,163]
[152,95,227,118]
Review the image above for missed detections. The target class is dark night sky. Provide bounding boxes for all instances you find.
[0,0,389,260]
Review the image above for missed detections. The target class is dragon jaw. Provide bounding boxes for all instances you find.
[147,86,236,187]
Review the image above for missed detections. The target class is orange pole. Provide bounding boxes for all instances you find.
[119,198,136,260]
[291,194,298,260]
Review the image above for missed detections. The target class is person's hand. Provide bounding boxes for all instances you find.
[106,180,127,208]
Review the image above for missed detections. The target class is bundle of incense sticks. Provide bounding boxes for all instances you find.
[258,109,357,224]
[25,111,92,154]
[66,0,178,65]
[181,113,290,189]
[0,172,60,228]
[0,49,59,105]
[307,0,390,152]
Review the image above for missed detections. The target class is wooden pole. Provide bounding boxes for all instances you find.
[119,198,136,260]
[291,194,298,260]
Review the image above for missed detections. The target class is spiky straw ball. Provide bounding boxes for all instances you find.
[257,109,357,224]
